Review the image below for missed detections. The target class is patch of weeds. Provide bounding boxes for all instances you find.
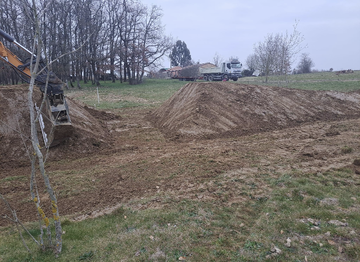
[294,222,311,235]
[22,255,35,262]
[215,237,232,247]
[347,212,360,228]
[296,177,309,185]
[1,175,26,182]
[78,250,94,261]
[341,146,353,154]
[345,244,360,260]
[307,241,335,255]
[302,209,334,221]
[270,174,292,187]
[244,240,263,250]
[292,189,304,202]
[339,196,354,208]
[111,206,125,217]
[61,219,72,227]
[213,249,229,258]
[305,196,320,207]
[303,186,325,199]
[124,225,136,232]
[172,249,188,260]
[335,167,353,174]
[103,242,117,258]
[25,227,42,238]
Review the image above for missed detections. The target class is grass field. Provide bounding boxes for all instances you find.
[237,70,360,91]
[1,71,360,261]
[2,168,359,261]
[66,79,186,109]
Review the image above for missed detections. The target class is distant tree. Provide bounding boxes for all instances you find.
[169,40,192,67]
[329,68,333,72]
[245,54,259,73]
[213,52,223,67]
[297,53,314,73]
[253,21,305,82]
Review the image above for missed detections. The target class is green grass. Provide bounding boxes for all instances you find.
[1,168,359,261]
[65,79,186,109]
[237,70,360,91]
[0,199,264,261]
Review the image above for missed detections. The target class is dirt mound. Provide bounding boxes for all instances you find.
[0,85,118,169]
[150,82,360,140]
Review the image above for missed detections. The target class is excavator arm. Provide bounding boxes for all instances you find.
[0,29,72,147]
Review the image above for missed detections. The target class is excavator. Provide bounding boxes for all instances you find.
[0,29,72,147]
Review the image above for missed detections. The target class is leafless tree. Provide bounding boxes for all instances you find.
[136,5,172,83]
[1,0,171,86]
[254,21,305,82]
[245,54,259,73]
[27,0,63,255]
[213,52,223,67]
[104,0,122,82]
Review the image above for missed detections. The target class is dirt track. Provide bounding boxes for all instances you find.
[1,83,360,226]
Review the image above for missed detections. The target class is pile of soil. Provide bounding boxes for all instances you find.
[150,82,360,140]
[0,85,118,169]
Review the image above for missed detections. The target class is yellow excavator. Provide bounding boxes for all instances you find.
[0,29,72,147]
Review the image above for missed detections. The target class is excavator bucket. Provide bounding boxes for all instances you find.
[37,96,73,148]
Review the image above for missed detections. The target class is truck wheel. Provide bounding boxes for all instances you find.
[232,77,238,81]
[203,76,208,81]
[223,75,229,81]
[209,76,213,81]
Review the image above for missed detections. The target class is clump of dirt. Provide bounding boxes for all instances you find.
[0,85,119,169]
[149,82,360,140]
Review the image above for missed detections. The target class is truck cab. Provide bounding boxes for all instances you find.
[223,60,242,80]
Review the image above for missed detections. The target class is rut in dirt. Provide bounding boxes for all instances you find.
[149,82,360,140]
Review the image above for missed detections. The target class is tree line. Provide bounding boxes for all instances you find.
[0,0,172,85]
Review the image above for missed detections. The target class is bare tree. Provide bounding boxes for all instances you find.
[213,52,222,67]
[1,0,172,86]
[245,54,259,73]
[254,21,305,82]
[27,0,63,255]
[254,33,281,82]
[104,0,122,82]
[136,5,172,83]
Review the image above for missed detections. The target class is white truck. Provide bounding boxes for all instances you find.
[200,60,242,81]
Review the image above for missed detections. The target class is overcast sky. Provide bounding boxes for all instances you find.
[141,0,360,71]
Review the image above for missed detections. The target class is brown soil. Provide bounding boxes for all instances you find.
[0,85,117,169]
[150,82,360,140]
[1,82,360,226]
